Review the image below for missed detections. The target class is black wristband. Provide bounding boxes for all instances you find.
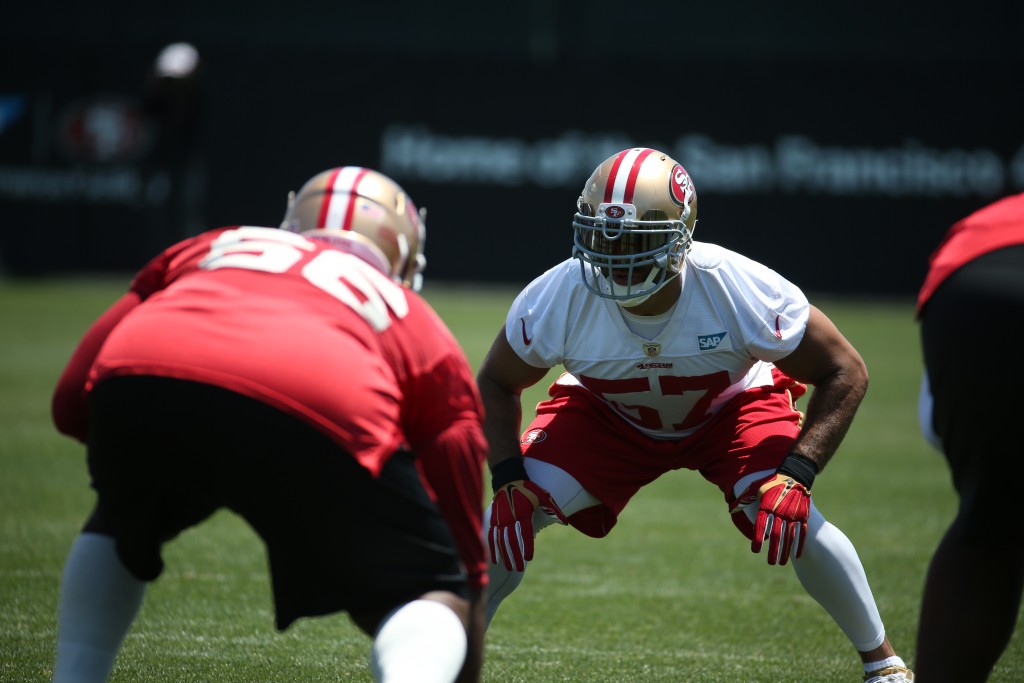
[777,452,818,489]
[490,458,529,492]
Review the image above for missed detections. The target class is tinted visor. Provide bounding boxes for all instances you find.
[580,225,671,260]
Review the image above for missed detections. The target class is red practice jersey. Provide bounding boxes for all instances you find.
[53,226,488,588]
[917,192,1024,314]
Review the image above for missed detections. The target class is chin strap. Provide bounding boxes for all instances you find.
[614,265,686,308]
[608,267,663,307]
[616,290,655,308]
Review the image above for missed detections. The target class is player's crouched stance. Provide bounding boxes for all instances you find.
[478,148,914,682]
[50,168,488,683]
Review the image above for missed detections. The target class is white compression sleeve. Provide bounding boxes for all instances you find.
[370,600,467,683]
[733,470,887,651]
[484,458,602,626]
[792,505,887,651]
[52,533,147,683]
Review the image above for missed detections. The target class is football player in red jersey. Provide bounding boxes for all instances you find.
[916,192,1024,682]
[50,167,488,683]
[479,148,914,682]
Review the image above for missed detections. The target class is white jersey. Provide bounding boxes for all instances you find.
[506,242,810,440]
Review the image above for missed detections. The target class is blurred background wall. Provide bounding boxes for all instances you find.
[1,0,1022,295]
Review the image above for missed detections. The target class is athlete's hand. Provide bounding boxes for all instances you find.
[731,474,811,566]
[488,480,568,571]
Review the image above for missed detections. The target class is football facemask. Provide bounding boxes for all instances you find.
[572,148,698,307]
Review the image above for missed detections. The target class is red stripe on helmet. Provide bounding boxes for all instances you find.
[622,148,654,204]
[603,150,631,204]
[317,168,342,228]
[341,168,370,231]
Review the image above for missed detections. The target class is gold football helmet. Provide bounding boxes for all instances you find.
[573,148,697,306]
[281,167,427,290]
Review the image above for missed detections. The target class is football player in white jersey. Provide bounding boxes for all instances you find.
[479,147,914,683]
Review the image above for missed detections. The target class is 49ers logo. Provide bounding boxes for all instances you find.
[521,429,547,444]
[669,164,695,207]
[604,205,626,219]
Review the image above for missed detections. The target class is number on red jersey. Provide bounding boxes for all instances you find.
[199,227,408,332]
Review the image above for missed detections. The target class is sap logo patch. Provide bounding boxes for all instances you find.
[698,332,728,350]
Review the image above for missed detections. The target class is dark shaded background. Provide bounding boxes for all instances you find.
[2,1,1022,295]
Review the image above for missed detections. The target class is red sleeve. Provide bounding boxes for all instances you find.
[416,409,489,592]
[407,349,489,592]
[51,291,142,442]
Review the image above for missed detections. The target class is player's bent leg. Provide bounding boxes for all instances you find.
[792,506,913,680]
[483,515,524,626]
[916,515,1022,683]
[523,458,604,518]
[369,595,469,683]
[484,458,602,626]
[916,480,1024,682]
[733,473,886,649]
[791,504,886,651]
[732,472,912,679]
[52,533,147,683]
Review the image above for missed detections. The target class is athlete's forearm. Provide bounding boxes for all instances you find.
[477,375,526,469]
[790,366,867,472]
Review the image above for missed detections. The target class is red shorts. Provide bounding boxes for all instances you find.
[520,369,805,538]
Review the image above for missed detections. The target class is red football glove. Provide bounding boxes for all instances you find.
[730,474,811,566]
[488,480,568,572]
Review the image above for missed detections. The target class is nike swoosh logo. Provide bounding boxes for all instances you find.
[520,317,532,345]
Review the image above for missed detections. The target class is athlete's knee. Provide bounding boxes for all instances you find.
[418,590,470,630]
[369,598,469,683]
[523,458,602,518]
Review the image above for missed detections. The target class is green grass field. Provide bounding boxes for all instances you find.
[2,277,1021,682]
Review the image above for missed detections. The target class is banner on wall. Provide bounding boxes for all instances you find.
[1,48,1021,296]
